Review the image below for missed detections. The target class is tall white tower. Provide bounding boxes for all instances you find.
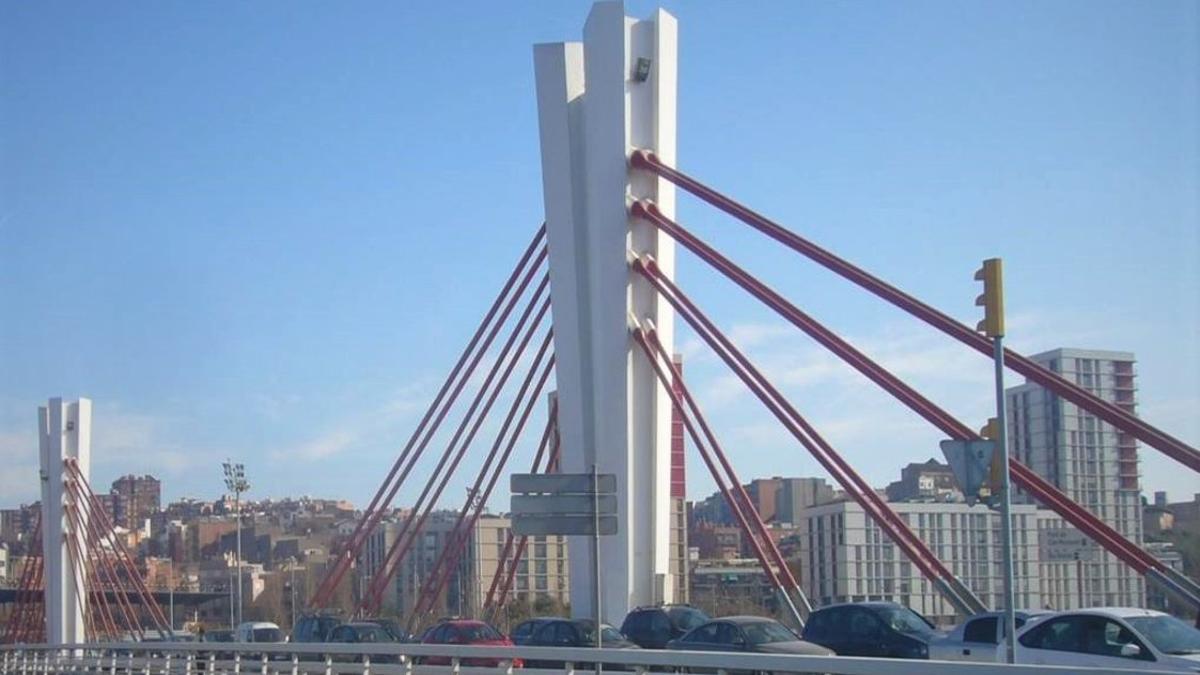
[534,1,678,621]
[38,398,91,644]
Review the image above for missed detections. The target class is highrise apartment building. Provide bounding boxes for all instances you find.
[1007,348,1145,608]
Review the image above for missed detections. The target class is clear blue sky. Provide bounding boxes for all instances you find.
[2,1,1197,510]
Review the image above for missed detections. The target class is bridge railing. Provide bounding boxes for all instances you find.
[0,642,1175,675]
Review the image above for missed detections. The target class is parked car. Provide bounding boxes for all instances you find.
[326,622,401,663]
[363,617,414,643]
[235,621,288,662]
[236,621,286,644]
[524,619,639,669]
[668,616,832,657]
[928,610,1050,662]
[621,605,710,649]
[510,617,560,646]
[291,613,342,644]
[801,602,938,659]
[197,629,236,666]
[420,619,523,668]
[1015,607,1200,671]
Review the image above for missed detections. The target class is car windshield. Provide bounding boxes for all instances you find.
[668,608,709,631]
[252,628,285,642]
[461,624,503,641]
[1126,615,1200,655]
[370,620,403,640]
[577,621,624,643]
[356,627,390,643]
[742,621,796,645]
[876,606,935,637]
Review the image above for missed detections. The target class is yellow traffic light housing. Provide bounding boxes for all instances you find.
[975,258,1005,337]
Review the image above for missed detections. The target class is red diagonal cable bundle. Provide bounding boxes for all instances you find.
[631,199,1200,610]
[633,254,985,615]
[631,149,1200,475]
[360,287,554,614]
[309,226,548,610]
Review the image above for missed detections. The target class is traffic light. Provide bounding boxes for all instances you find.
[980,417,1004,498]
[974,258,1005,337]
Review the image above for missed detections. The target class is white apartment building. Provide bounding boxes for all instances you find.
[797,499,1060,625]
[1007,348,1145,608]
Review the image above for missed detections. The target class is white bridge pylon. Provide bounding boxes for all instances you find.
[38,397,91,644]
[534,1,678,621]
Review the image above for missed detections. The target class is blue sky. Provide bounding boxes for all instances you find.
[2,1,1196,510]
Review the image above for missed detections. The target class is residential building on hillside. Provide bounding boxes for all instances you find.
[111,474,162,530]
[775,478,836,525]
[359,512,569,619]
[1007,348,1145,608]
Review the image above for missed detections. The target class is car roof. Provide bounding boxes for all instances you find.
[814,601,902,611]
[1060,607,1168,619]
[239,622,280,629]
[444,619,489,626]
[717,616,783,625]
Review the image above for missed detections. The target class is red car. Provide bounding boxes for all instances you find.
[421,620,523,668]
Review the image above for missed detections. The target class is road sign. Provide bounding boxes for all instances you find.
[509,471,618,536]
[939,438,996,505]
[512,514,618,536]
[511,473,617,495]
[1039,527,1098,563]
[512,494,618,515]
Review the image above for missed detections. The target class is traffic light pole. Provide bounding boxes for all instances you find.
[976,257,1017,664]
[991,335,1018,664]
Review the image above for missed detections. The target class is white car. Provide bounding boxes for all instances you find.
[235,621,286,643]
[1014,607,1200,672]
[928,610,1051,662]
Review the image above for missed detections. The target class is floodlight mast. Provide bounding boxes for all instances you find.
[222,460,250,626]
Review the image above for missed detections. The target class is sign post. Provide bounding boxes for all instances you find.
[512,470,618,674]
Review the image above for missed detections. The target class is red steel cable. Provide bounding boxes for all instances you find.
[410,352,557,625]
[4,521,42,644]
[492,429,563,616]
[68,485,127,638]
[632,201,1168,581]
[631,327,795,615]
[638,323,809,608]
[358,287,551,612]
[634,256,982,613]
[64,478,144,639]
[311,227,548,608]
[312,233,549,610]
[350,271,551,610]
[481,403,558,614]
[361,306,554,613]
[67,462,171,635]
[60,504,97,641]
[631,150,1200,474]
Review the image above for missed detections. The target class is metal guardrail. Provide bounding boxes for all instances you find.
[0,642,1178,675]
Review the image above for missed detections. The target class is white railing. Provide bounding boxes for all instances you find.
[0,642,1177,675]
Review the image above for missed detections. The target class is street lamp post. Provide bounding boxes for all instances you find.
[222,460,250,628]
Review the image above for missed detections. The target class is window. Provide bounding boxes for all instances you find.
[742,621,795,645]
[713,623,739,646]
[1020,616,1083,652]
[552,622,576,646]
[963,617,997,644]
[848,610,882,640]
[532,623,557,644]
[684,623,719,644]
